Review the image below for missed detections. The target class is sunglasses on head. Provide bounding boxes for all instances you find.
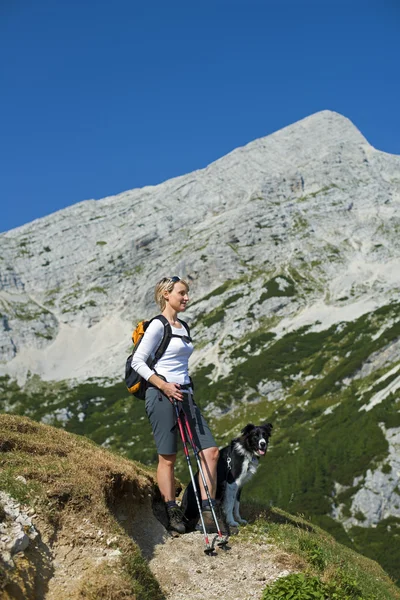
[170,276,180,283]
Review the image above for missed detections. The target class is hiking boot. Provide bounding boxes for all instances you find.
[166,504,186,535]
[196,502,229,536]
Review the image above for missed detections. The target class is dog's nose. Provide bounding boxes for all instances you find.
[259,440,266,449]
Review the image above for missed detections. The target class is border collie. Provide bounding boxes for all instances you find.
[182,423,272,529]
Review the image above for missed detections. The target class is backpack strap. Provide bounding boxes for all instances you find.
[177,318,190,338]
[151,315,173,364]
[150,315,192,368]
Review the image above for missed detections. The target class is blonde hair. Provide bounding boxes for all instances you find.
[154,276,189,311]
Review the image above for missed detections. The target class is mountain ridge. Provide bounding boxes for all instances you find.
[1,109,399,384]
[2,109,369,237]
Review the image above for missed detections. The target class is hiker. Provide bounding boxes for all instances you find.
[131,276,226,535]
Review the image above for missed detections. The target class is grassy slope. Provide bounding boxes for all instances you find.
[0,414,164,600]
[1,414,399,600]
[239,504,400,600]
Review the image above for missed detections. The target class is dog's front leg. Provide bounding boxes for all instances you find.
[223,482,240,526]
[233,488,247,525]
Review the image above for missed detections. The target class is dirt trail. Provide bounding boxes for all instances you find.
[3,498,295,599]
[128,502,296,600]
[148,531,294,600]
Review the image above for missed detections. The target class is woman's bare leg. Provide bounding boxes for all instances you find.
[157,453,176,501]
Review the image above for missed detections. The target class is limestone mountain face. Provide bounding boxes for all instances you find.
[1,110,399,382]
[1,110,400,579]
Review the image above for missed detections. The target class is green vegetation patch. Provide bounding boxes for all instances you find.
[196,277,244,303]
[260,275,296,303]
[262,572,373,600]
[239,506,399,600]
[195,281,248,329]
[244,384,400,584]
[204,300,400,408]
[311,305,400,399]
[231,331,276,359]
[202,305,226,328]
[11,302,52,322]
[253,390,389,513]
[192,323,335,408]
[349,517,400,587]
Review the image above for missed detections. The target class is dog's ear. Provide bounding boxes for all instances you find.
[261,423,273,436]
[241,423,256,436]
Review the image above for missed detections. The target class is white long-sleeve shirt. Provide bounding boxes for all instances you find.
[130,318,193,384]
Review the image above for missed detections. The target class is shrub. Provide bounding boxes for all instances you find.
[262,572,370,600]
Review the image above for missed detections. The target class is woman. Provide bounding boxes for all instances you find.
[131,276,226,535]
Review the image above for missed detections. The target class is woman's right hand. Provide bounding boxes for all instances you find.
[160,381,184,402]
[147,374,184,401]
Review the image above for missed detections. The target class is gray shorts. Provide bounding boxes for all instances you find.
[145,387,216,455]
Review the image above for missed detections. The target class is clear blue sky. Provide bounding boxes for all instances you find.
[1,0,399,233]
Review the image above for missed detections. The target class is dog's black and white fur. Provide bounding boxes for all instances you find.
[182,422,272,528]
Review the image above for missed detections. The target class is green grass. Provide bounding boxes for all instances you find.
[349,517,400,585]
[259,275,296,303]
[262,572,372,599]
[231,331,276,358]
[238,506,399,600]
[0,376,157,465]
[202,305,227,328]
[199,291,244,328]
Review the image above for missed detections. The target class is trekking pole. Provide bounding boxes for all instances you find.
[179,408,228,547]
[172,400,213,555]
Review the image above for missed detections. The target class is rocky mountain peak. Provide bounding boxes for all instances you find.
[0,110,399,384]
